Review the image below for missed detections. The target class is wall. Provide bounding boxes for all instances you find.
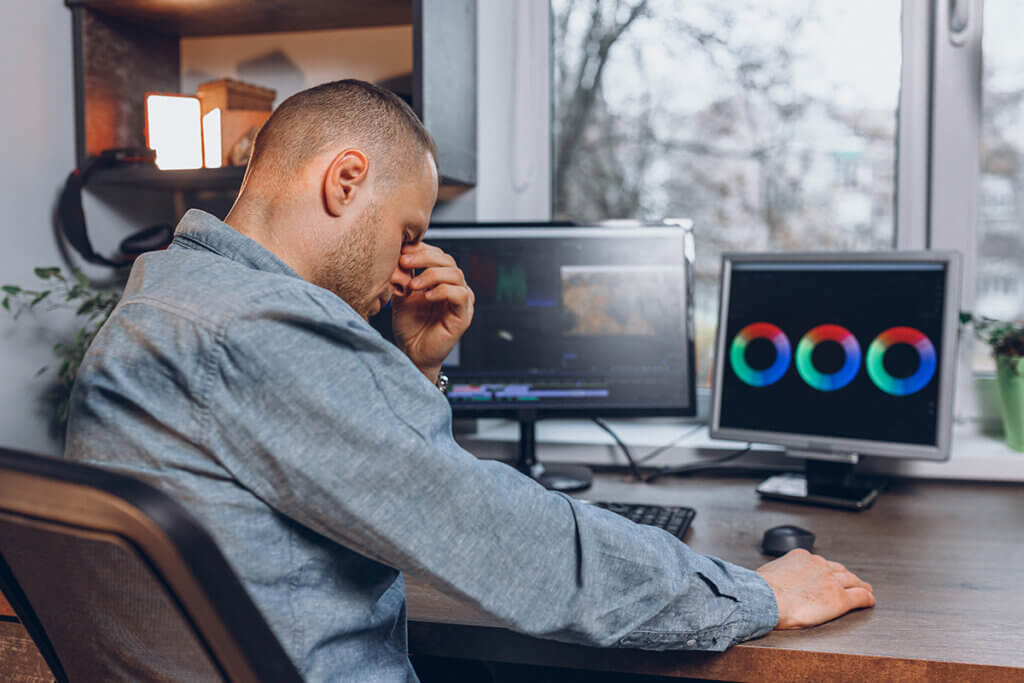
[0,4,175,455]
[180,26,414,106]
[435,0,551,222]
[0,1,79,454]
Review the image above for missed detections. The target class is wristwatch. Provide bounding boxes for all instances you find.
[435,372,449,395]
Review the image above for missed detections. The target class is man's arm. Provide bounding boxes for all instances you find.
[386,241,876,635]
[208,286,870,651]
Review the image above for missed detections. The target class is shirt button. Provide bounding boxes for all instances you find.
[686,639,697,647]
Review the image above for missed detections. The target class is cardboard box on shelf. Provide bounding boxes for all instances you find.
[197,79,276,166]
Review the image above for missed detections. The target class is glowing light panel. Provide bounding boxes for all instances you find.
[202,107,222,169]
[145,94,202,170]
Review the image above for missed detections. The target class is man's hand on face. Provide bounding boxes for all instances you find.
[391,242,475,382]
[756,548,875,630]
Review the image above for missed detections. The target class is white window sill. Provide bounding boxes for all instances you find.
[455,417,1024,483]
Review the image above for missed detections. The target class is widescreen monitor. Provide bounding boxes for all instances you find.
[426,224,696,420]
[709,252,961,507]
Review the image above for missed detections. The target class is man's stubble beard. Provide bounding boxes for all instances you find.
[312,202,387,320]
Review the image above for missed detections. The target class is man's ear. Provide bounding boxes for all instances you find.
[323,149,369,217]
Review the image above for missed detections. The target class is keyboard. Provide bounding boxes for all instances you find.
[594,502,696,541]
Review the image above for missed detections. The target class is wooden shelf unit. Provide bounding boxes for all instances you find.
[65,0,477,195]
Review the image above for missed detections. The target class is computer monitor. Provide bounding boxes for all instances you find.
[710,252,961,509]
[422,223,696,491]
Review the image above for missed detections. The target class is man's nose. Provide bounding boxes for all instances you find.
[391,266,412,296]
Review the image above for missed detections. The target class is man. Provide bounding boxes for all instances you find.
[66,79,874,681]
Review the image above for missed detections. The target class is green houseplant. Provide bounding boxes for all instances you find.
[961,312,1024,451]
[2,267,121,426]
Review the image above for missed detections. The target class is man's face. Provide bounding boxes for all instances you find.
[314,152,438,319]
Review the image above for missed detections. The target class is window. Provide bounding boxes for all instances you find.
[973,0,1024,370]
[552,1,903,385]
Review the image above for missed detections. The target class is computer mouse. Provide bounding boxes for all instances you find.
[761,525,815,556]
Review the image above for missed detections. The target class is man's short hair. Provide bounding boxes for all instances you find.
[246,79,438,188]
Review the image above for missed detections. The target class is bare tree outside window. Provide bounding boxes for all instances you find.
[552,0,900,383]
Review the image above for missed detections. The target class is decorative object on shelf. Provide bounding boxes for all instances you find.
[961,312,1024,451]
[197,78,276,167]
[145,93,205,170]
[2,268,122,426]
[229,125,261,167]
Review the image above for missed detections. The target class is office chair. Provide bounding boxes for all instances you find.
[0,447,303,682]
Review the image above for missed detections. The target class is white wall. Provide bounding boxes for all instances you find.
[180,26,414,106]
[0,3,175,455]
[0,2,77,454]
[434,0,551,222]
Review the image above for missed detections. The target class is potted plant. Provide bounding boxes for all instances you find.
[961,312,1024,451]
[2,268,121,427]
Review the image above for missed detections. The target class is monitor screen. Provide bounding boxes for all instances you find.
[416,225,695,418]
[710,252,961,461]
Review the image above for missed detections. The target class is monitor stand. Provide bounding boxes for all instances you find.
[515,413,593,493]
[756,451,886,511]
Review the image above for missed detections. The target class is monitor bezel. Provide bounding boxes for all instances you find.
[429,222,697,419]
[709,250,962,462]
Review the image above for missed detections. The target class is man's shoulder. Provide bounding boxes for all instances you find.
[120,247,354,330]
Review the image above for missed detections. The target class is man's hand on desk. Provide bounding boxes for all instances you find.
[756,549,875,629]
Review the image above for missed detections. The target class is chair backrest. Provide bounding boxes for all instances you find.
[0,448,303,683]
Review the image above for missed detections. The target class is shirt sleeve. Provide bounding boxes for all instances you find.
[203,292,778,652]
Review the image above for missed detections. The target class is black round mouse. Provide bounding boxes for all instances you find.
[761,525,815,556]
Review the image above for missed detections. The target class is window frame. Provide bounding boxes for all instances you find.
[547,0,991,422]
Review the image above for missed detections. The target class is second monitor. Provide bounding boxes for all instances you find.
[710,251,962,509]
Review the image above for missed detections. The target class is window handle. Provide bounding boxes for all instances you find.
[949,0,971,46]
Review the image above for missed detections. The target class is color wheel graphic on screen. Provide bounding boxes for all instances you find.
[795,324,862,392]
[729,322,791,387]
[866,326,937,396]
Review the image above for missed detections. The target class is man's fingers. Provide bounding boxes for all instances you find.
[833,570,872,591]
[411,266,467,291]
[425,283,473,315]
[401,243,456,270]
[827,560,847,572]
[843,585,876,609]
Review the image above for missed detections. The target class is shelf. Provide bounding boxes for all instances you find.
[89,165,246,192]
[65,0,413,37]
[69,0,476,189]
[89,164,472,202]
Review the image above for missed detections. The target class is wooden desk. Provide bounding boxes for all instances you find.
[2,474,1022,681]
[405,474,1024,682]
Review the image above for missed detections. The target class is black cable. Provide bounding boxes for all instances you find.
[635,424,705,465]
[591,417,643,481]
[643,444,753,484]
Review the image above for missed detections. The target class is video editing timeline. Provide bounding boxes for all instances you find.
[447,381,610,402]
[719,261,947,446]
[427,226,694,415]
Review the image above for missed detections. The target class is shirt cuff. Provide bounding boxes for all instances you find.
[720,561,779,646]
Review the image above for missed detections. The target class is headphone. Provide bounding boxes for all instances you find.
[58,149,175,268]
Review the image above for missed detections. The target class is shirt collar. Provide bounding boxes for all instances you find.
[171,209,302,280]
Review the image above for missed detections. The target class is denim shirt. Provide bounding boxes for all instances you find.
[65,209,777,682]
